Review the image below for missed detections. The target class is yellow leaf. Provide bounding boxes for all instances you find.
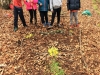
[48,47,59,56]
[25,33,33,39]
[97,24,100,27]
[69,30,73,33]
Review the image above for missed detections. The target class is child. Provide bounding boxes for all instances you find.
[24,0,38,25]
[67,0,80,28]
[49,0,62,27]
[38,0,50,27]
[13,0,27,32]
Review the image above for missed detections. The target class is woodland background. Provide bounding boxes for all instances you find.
[0,0,100,75]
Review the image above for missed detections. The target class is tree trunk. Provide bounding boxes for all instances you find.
[0,0,11,9]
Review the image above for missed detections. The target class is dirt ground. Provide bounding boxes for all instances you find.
[0,0,100,75]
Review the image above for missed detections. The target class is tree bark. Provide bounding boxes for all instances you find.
[0,0,11,9]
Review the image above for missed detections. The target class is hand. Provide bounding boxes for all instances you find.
[30,3,33,6]
[51,9,53,12]
[40,3,42,6]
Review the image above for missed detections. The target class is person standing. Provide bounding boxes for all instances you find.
[49,0,62,28]
[13,0,27,32]
[38,0,50,27]
[24,0,38,25]
[67,0,80,28]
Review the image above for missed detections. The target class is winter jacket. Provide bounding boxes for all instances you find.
[50,0,62,11]
[13,0,23,7]
[38,0,49,11]
[24,0,38,10]
[67,0,80,10]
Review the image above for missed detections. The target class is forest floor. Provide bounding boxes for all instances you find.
[0,0,100,75]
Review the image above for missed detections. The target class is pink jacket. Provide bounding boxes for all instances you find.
[24,0,38,10]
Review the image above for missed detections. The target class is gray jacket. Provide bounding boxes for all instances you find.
[50,0,62,11]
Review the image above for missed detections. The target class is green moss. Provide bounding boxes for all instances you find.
[95,10,100,14]
[92,0,96,3]
[93,5,98,10]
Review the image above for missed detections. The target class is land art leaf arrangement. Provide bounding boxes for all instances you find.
[0,0,100,75]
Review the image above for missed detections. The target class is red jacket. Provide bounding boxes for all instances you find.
[13,0,23,7]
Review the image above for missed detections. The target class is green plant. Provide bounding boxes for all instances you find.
[93,5,98,10]
[50,59,65,75]
[95,10,100,14]
[48,47,65,75]
[92,0,96,3]
[92,0,100,15]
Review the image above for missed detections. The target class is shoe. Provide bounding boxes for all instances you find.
[57,24,61,27]
[69,25,74,28]
[14,27,18,32]
[34,22,37,25]
[35,23,37,26]
[34,21,38,26]
[24,25,28,27]
[43,23,46,27]
[48,25,53,28]
[75,24,79,27]
[46,22,50,26]
[34,19,37,25]
[30,22,33,25]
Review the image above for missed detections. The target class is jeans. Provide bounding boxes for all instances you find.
[14,6,26,28]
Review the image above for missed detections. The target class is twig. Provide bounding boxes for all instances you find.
[17,39,24,60]
[0,68,4,75]
[0,64,6,68]
[79,28,90,75]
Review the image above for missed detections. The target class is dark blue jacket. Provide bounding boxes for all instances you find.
[67,0,80,10]
[38,0,49,11]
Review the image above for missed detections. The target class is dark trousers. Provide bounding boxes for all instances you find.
[51,7,61,25]
[29,9,37,23]
[14,6,26,28]
[39,11,48,24]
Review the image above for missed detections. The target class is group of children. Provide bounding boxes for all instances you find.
[12,0,81,32]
